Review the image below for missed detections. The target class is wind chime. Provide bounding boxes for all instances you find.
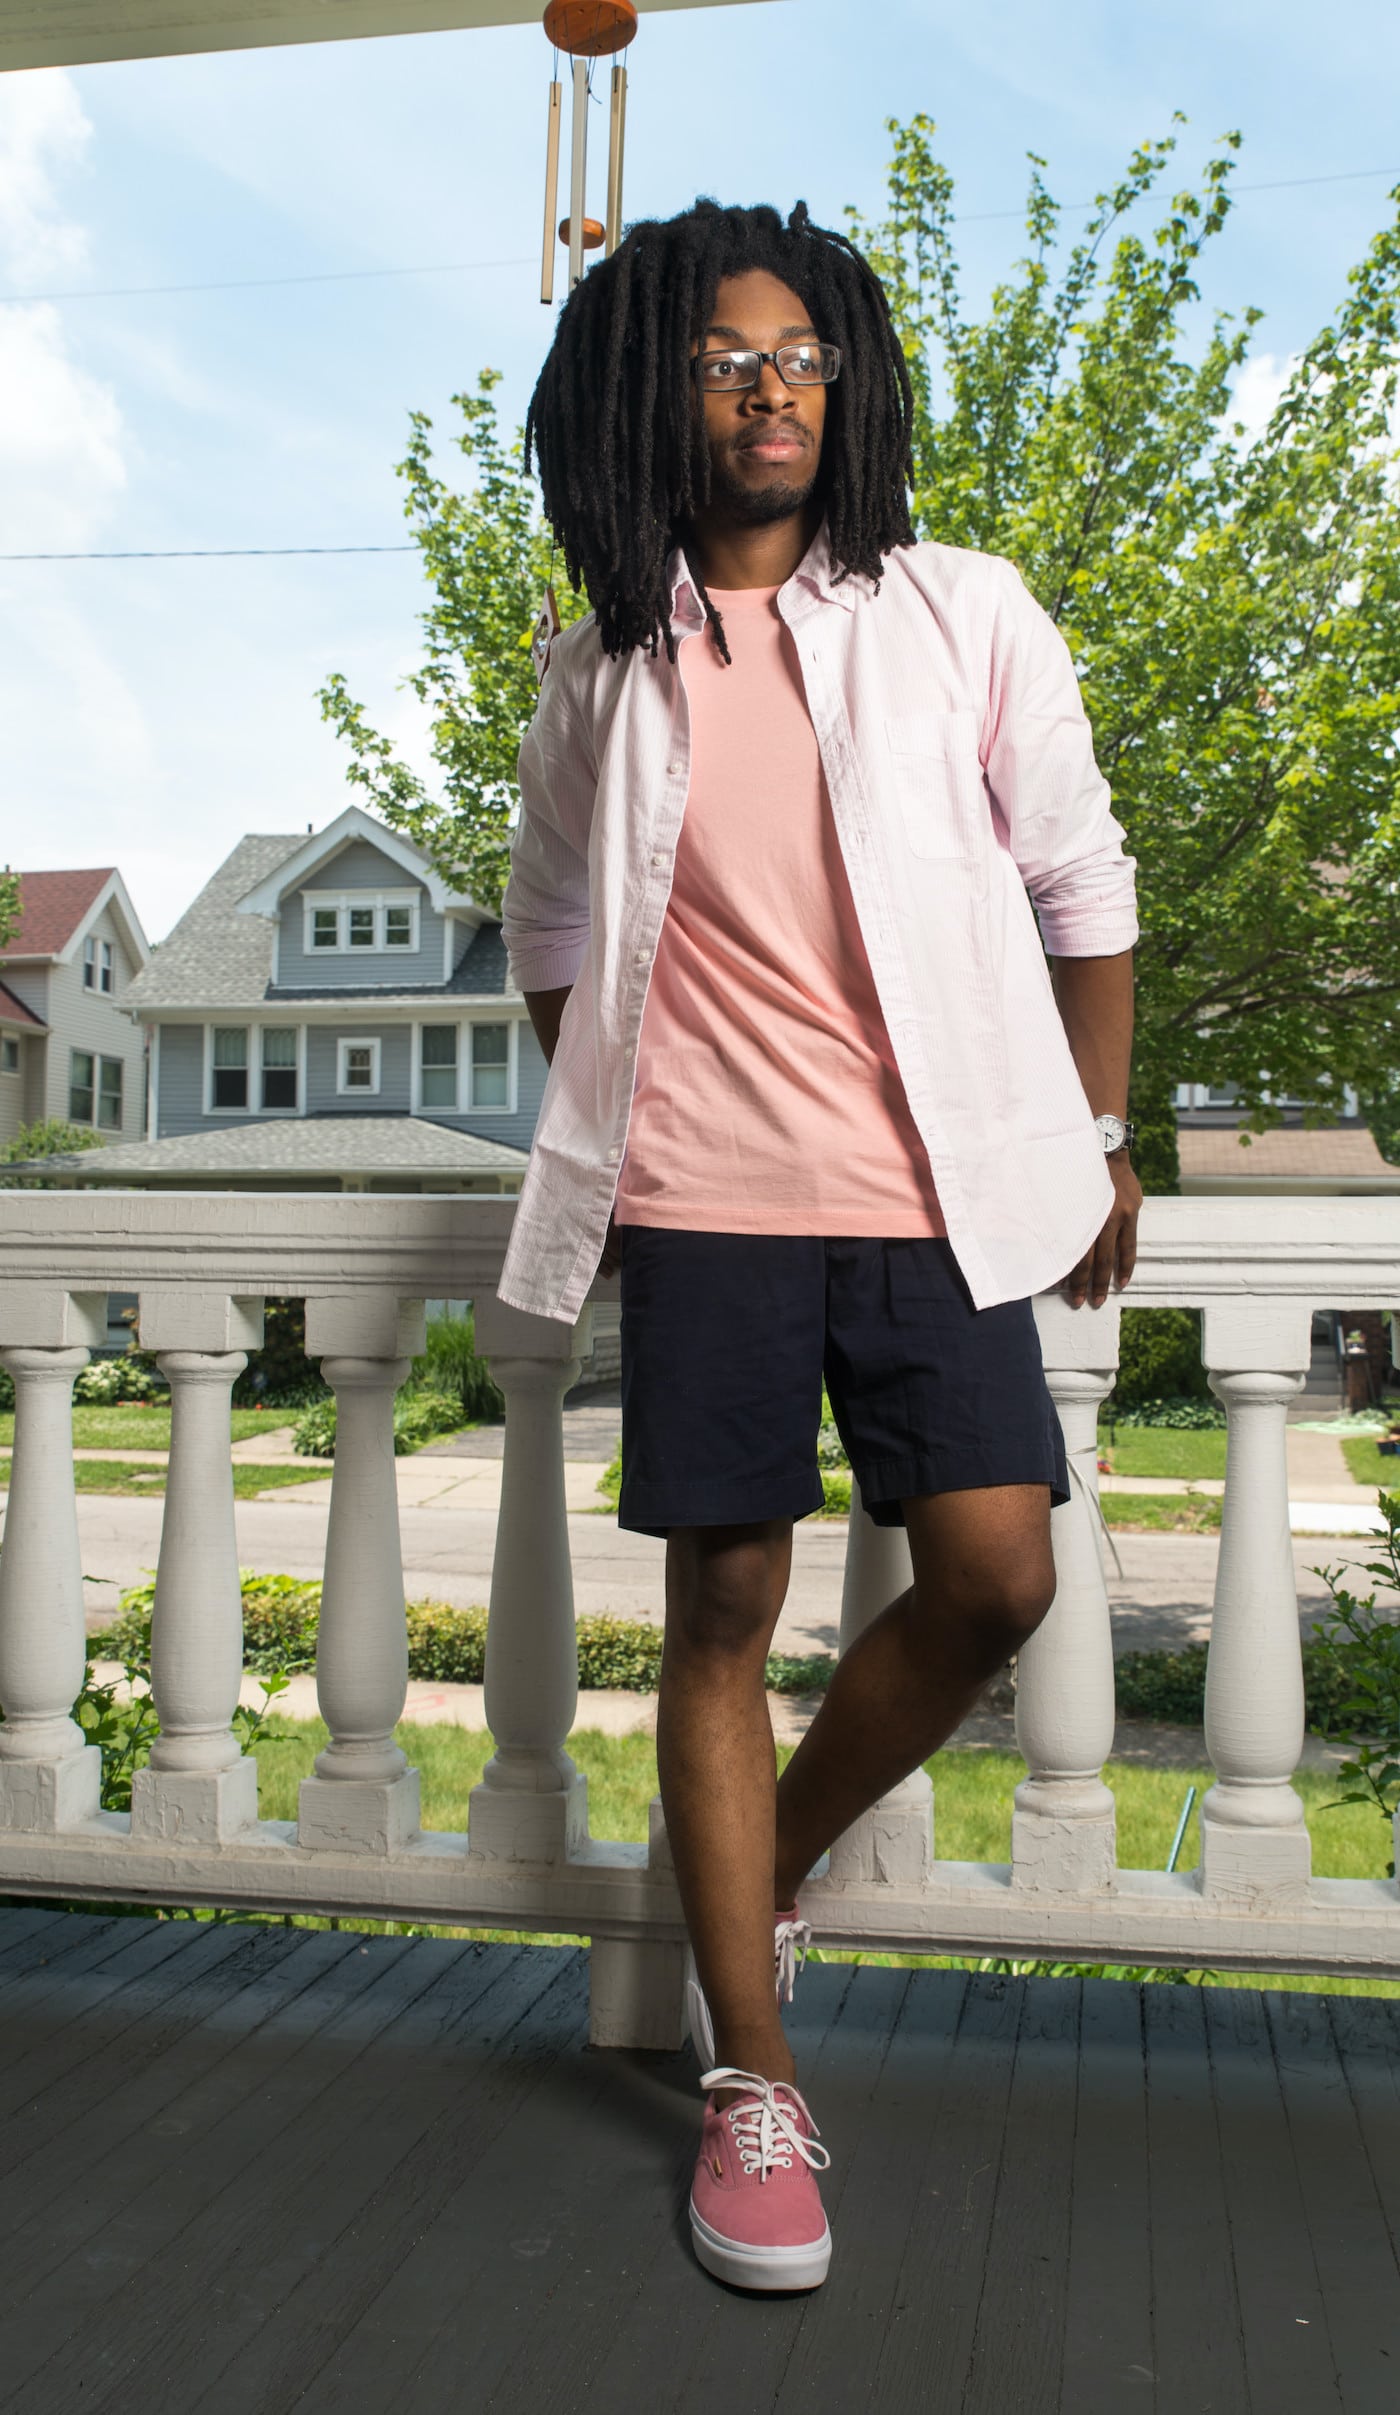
[538,0,636,306]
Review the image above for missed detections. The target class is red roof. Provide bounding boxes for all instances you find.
[5,868,114,957]
[0,978,44,1029]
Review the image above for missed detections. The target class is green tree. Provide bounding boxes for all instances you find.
[321,127,1400,1188]
[848,117,1400,1184]
[0,1118,106,1187]
[0,868,19,955]
[319,370,587,917]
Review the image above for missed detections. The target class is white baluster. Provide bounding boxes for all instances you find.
[467,1294,592,1863]
[297,1296,426,1856]
[128,1293,263,1845]
[1199,1301,1312,1903]
[826,1486,932,1886]
[0,1289,107,1831]
[1011,1295,1120,1892]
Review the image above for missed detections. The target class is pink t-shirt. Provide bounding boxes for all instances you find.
[614,581,945,1236]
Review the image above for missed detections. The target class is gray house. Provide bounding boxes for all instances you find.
[0,867,151,1151]
[45,807,544,1196]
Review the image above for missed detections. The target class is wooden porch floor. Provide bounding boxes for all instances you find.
[1,1906,1398,2414]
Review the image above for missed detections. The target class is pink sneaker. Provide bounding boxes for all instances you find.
[690,2067,832,2292]
[686,1905,812,2069]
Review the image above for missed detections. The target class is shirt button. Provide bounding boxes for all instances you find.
[633,948,650,965]
[607,1146,621,1162]
[667,761,682,775]
[651,852,668,870]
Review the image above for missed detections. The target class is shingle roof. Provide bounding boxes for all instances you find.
[0,979,44,1029]
[123,834,510,1012]
[122,835,304,1012]
[6,868,113,958]
[23,1115,530,1182]
[1179,1126,1400,1182]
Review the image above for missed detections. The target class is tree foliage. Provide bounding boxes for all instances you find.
[320,126,1400,1184]
[0,870,18,956]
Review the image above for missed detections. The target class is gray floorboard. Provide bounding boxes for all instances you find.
[1,1915,1398,2414]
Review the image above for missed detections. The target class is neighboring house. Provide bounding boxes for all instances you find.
[0,868,151,1151]
[1173,1083,1400,1197]
[37,807,542,1198]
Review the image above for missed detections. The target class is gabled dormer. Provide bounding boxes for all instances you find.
[233,805,488,991]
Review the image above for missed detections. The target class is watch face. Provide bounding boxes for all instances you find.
[1096,1115,1127,1151]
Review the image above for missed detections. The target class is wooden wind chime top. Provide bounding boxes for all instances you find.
[542,0,637,55]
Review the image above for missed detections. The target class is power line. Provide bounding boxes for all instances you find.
[2,166,1394,308]
[0,544,417,560]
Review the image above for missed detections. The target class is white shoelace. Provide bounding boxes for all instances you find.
[699,2068,833,2183]
[774,1913,812,2008]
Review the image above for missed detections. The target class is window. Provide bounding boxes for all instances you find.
[212,1027,249,1109]
[82,937,95,989]
[69,1050,95,1122]
[97,1057,123,1130]
[302,890,420,955]
[1205,1085,1239,1105]
[337,1037,381,1094]
[470,1023,510,1108]
[99,940,113,994]
[420,1025,458,1109]
[261,1027,299,1110]
[0,1036,17,1075]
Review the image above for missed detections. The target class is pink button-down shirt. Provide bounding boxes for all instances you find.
[497,522,1138,1325]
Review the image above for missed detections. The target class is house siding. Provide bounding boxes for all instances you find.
[4,910,145,1140]
[152,1011,544,1148]
[305,1023,412,1112]
[275,840,449,991]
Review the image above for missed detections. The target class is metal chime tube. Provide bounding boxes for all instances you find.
[540,77,562,305]
[605,63,627,255]
[569,57,588,291]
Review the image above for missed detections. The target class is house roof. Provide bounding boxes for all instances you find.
[0,979,44,1030]
[124,828,507,1015]
[1178,1125,1400,1189]
[6,868,114,957]
[22,1115,531,1184]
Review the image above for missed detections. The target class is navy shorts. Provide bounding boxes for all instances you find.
[615,1229,1069,1538]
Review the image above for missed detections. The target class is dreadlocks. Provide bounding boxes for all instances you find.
[524,198,917,665]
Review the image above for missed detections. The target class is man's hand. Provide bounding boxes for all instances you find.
[1062,1156,1142,1309]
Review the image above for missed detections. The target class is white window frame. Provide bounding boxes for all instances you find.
[82,936,96,990]
[337,1035,382,1096]
[0,1035,18,1075]
[414,1020,461,1114]
[465,1018,517,1115]
[205,1023,251,1115]
[301,888,421,957]
[203,1022,305,1116]
[99,938,114,995]
[258,1023,304,1114]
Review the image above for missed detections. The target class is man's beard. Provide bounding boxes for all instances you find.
[705,439,822,526]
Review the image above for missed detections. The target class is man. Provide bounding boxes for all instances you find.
[497,199,1140,2294]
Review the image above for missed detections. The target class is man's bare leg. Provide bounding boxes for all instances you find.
[656,1518,796,2090]
[772,1486,1056,1909]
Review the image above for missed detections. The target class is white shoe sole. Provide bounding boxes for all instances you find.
[684,1961,715,2067]
[689,2202,832,2293]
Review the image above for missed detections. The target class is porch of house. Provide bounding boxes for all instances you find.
[1,1190,1400,2407]
[6,1904,1399,2415]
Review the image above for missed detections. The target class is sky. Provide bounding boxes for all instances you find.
[1,0,1398,942]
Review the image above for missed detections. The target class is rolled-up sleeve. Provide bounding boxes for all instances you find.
[981,559,1138,958]
[501,639,597,992]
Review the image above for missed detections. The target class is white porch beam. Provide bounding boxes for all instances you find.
[0,0,760,75]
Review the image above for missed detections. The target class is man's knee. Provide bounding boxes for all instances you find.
[664,1523,790,1661]
[939,1555,1056,1658]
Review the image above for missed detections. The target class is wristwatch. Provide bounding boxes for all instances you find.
[1094,1113,1135,1155]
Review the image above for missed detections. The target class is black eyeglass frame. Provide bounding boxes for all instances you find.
[691,342,842,393]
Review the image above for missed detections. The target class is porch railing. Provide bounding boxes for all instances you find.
[1,1191,1397,2047]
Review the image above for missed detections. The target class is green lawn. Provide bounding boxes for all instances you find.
[1100,1491,1223,1533]
[0,1405,289,1451]
[1341,1436,1400,1489]
[52,1459,328,1499]
[221,1719,1399,1995]
[1098,1427,1229,1481]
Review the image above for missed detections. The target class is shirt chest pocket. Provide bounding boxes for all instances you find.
[884,707,986,860]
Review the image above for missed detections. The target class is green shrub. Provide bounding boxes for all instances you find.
[1104,1395,1226,1430]
[1111,1640,1360,1732]
[410,1312,505,1423]
[73,1356,167,1406]
[1112,1309,1210,1410]
[291,1387,464,1458]
[233,1297,325,1408]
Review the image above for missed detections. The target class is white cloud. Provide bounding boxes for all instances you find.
[0,304,125,548]
[1229,351,1299,446]
[0,69,92,286]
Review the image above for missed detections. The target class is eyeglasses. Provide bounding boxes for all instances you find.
[692,342,842,393]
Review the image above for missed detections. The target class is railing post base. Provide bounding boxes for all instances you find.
[828,1770,934,1888]
[466,1769,587,1865]
[298,1768,422,1857]
[0,1748,101,1833]
[588,1937,688,2050]
[1011,1779,1117,1894]
[130,1759,259,1847]
[1198,1803,1311,1906]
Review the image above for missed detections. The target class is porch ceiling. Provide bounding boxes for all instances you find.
[0,0,759,74]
